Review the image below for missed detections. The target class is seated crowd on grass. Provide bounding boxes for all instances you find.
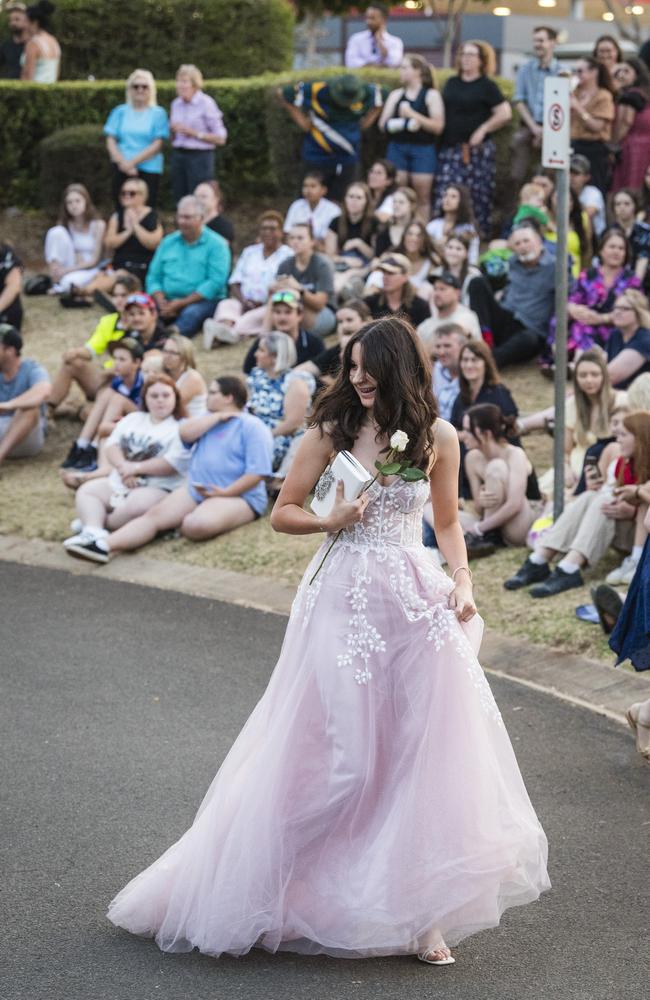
[2,39,650,672]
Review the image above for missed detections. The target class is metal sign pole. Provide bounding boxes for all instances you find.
[552,166,569,520]
[542,75,571,520]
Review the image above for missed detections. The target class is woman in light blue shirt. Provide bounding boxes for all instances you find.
[104,68,169,209]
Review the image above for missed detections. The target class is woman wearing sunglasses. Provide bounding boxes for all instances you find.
[104,69,169,208]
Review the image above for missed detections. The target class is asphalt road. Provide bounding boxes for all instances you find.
[1,562,649,1000]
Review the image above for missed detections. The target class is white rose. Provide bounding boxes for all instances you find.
[390,430,409,452]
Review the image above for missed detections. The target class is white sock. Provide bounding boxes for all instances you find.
[76,437,90,449]
[558,558,580,574]
[632,546,643,563]
[529,552,547,565]
[95,537,109,553]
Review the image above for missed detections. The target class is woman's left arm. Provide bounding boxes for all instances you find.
[429,419,476,621]
[469,101,512,146]
[129,139,163,168]
[272,379,311,437]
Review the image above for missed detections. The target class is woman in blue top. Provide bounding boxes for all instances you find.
[379,54,444,221]
[104,69,169,209]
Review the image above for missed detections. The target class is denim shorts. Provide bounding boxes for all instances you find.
[386,141,437,175]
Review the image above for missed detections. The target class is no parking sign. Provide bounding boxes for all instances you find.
[542,76,570,169]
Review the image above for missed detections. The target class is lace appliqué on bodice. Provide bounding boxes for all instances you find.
[293,480,502,724]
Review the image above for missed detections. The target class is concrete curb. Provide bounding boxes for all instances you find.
[2,533,648,723]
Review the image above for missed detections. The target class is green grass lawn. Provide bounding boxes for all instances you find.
[1,212,618,665]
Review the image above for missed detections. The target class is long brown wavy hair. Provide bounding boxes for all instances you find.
[311,317,438,471]
[623,411,650,485]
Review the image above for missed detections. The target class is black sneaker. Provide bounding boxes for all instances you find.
[61,441,82,468]
[72,444,98,470]
[93,290,116,313]
[530,566,583,598]
[65,538,109,563]
[591,585,624,634]
[504,557,551,591]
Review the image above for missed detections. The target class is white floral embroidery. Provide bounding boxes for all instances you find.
[291,478,502,722]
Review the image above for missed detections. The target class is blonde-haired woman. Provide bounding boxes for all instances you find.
[161,332,207,417]
[435,40,512,237]
[246,332,315,475]
[170,64,228,203]
[104,69,169,208]
[379,54,444,220]
[44,183,106,295]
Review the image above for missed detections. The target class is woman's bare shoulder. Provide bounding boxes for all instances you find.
[433,417,459,447]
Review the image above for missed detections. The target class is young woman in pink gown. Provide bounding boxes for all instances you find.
[108,318,550,965]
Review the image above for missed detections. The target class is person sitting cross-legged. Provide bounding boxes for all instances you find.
[504,410,650,597]
[0,325,51,467]
[146,194,230,338]
[64,376,273,563]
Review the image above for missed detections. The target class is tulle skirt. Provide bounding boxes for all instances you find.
[108,540,550,958]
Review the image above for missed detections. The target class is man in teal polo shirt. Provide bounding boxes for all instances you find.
[146,194,231,338]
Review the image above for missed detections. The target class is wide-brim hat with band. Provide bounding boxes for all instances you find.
[329,74,366,108]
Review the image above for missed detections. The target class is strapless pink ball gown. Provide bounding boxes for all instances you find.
[108,479,550,958]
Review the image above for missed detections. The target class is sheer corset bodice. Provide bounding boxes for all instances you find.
[338,479,429,554]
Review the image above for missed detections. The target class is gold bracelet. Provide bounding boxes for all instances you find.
[451,565,473,582]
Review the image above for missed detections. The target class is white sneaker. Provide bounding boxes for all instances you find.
[63,526,107,549]
[606,555,638,586]
[203,318,219,351]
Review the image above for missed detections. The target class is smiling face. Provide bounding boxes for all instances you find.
[600,234,627,269]
[349,341,377,409]
[613,62,635,89]
[459,346,486,383]
[129,76,151,106]
[392,190,412,220]
[444,237,467,270]
[575,61,597,87]
[595,39,619,69]
[259,216,282,249]
[145,381,176,421]
[575,360,604,397]
[288,225,314,257]
[612,297,638,330]
[162,338,183,376]
[125,305,156,336]
[460,44,482,76]
[111,347,139,379]
[532,29,555,62]
[434,332,464,370]
[403,223,425,255]
[270,301,300,336]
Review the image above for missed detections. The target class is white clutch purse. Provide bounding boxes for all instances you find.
[310,451,373,518]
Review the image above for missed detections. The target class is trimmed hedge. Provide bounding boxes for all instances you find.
[2,70,516,213]
[49,0,293,81]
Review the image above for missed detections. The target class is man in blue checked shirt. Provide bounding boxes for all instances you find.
[509,26,560,210]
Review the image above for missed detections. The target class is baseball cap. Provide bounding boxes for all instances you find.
[570,154,591,175]
[429,270,462,290]
[271,289,302,309]
[124,292,157,312]
[377,253,410,275]
[0,324,22,352]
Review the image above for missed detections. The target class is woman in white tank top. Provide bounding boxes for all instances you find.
[162,333,208,417]
[44,184,106,294]
[21,2,60,83]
